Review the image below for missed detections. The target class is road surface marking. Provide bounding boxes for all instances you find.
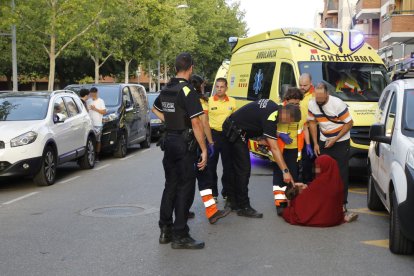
[121,154,136,161]
[93,164,110,171]
[349,208,388,217]
[361,239,389,248]
[2,192,39,205]
[349,188,367,195]
[56,176,81,184]
[141,149,152,153]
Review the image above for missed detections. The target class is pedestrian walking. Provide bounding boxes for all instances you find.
[308,82,353,210]
[222,99,301,218]
[207,78,236,204]
[298,73,315,183]
[189,74,230,224]
[152,53,207,249]
[87,87,106,162]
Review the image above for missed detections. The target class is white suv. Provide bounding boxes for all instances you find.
[368,79,414,255]
[0,90,96,186]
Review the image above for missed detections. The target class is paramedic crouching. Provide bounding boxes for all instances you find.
[222,99,301,218]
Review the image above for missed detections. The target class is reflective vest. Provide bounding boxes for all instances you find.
[336,77,361,93]
[277,101,305,161]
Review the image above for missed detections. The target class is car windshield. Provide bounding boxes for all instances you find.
[147,93,159,107]
[403,89,414,137]
[0,96,49,121]
[299,62,390,102]
[67,86,120,107]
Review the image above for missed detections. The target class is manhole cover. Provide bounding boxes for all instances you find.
[80,204,158,218]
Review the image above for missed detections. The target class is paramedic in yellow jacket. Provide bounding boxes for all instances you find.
[189,74,230,224]
[336,71,361,94]
[207,77,236,205]
[273,87,312,216]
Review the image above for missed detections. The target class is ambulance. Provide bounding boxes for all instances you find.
[224,28,390,172]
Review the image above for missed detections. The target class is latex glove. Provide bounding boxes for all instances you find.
[306,144,314,158]
[208,143,215,159]
[278,133,293,144]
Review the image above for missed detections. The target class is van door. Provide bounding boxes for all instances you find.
[377,90,397,200]
[122,86,138,143]
[130,85,146,139]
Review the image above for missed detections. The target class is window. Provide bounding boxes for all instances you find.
[122,87,133,108]
[379,90,391,111]
[130,86,144,107]
[385,93,396,137]
[279,63,297,100]
[247,62,276,101]
[63,97,80,117]
[0,96,49,121]
[53,98,68,119]
[402,89,414,137]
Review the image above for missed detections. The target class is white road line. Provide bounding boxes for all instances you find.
[93,164,111,171]
[121,154,136,161]
[56,175,81,184]
[2,192,39,205]
[141,149,152,153]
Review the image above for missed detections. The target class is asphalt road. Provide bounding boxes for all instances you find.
[1,143,413,276]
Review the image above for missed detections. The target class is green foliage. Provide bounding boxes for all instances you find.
[0,0,246,88]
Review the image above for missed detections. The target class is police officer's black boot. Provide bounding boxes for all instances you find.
[237,205,263,218]
[276,201,288,216]
[159,226,172,244]
[171,234,205,249]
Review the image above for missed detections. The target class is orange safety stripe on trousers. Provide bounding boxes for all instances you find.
[202,194,218,218]
[273,190,287,207]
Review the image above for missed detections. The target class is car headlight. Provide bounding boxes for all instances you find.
[407,149,414,170]
[103,113,119,123]
[151,118,162,124]
[10,131,38,147]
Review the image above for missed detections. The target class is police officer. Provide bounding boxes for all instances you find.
[223,99,301,218]
[152,53,207,249]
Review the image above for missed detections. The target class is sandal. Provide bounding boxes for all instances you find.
[344,212,358,223]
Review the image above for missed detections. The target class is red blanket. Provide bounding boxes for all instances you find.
[282,155,344,227]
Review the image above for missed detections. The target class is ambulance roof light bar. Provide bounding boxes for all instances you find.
[349,30,365,51]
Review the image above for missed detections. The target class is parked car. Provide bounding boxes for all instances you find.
[147,92,164,139]
[0,90,96,186]
[65,84,151,157]
[368,79,414,255]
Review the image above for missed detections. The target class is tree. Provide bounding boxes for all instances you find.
[14,0,105,90]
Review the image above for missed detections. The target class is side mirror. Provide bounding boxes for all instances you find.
[125,100,132,108]
[369,123,391,144]
[54,113,67,124]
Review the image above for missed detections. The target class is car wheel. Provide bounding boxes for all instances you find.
[79,137,95,169]
[389,191,414,255]
[114,132,127,158]
[34,146,57,186]
[140,125,151,149]
[367,174,385,211]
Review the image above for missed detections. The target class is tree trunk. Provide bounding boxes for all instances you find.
[148,62,152,91]
[94,52,100,84]
[48,34,56,91]
[124,59,131,84]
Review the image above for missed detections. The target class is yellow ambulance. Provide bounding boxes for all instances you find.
[225,28,390,171]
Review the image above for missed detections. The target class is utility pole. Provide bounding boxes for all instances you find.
[11,0,18,91]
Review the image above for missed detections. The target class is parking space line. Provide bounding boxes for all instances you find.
[93,164,111,171]
[56,176,81,185]
[141,149,152,153]
[349,188,367,195]
[361,239,389,248]
[121,154,136,161]
[2,192,39,205]
[349,208,388,217]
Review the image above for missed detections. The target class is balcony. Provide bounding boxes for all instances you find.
[381,11,414,43]
[355,0,381,19]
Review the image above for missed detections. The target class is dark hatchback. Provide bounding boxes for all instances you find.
[147,92,164,139]
[65,84,151,157]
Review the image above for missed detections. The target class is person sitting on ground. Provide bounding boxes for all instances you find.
[282,154,358,227]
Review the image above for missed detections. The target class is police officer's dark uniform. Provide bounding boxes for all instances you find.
[223,99,282,218]
[153,77,205,249]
